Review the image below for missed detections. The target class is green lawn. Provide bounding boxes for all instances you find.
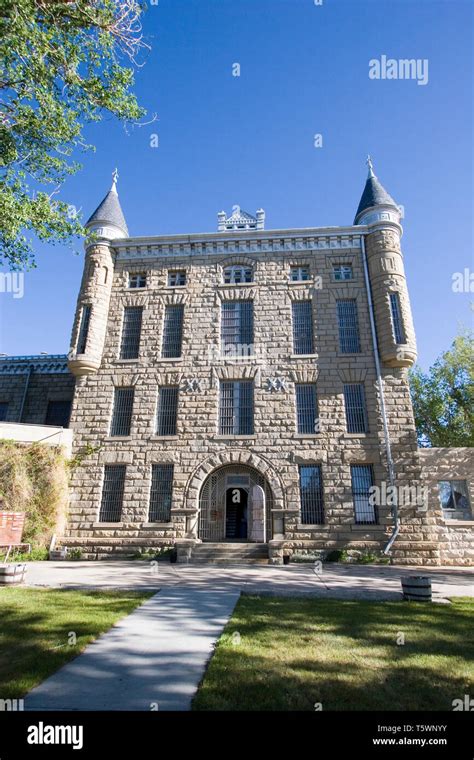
[0,587,153,698]
[193,596,474,711]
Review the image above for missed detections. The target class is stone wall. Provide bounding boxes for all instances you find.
[66,227,424,558]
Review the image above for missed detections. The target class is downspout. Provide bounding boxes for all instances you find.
[360,236,399,554]
[18,365,33,423]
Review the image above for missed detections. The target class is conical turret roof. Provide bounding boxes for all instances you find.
[354,157,398,224]
[86,169,128,236]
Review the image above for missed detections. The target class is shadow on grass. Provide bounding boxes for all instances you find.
[193,597,474,711]
[0,588,152,699]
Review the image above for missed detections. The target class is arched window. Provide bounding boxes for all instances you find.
[223,264,253,285]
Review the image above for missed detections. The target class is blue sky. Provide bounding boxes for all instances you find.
[1,0,472,369]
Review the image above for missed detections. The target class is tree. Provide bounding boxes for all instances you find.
[409,332,474,447]
[0,0,148,269]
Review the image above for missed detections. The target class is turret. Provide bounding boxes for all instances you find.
[68,170,128,376]
[355,157,417,368]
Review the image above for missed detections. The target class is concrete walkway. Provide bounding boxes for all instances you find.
[23,560,474,600]
[15,561,473,711]
[26,587,240,711]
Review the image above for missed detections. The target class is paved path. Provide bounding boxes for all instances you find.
[26,587,240,711]
[15,561,473,710]
[23,560,474,601]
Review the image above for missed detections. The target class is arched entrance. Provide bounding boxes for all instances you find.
[198,465,274,542]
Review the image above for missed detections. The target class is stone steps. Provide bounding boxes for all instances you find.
[190,542,269,565]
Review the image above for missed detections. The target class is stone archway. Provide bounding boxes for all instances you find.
[184,450,285,539]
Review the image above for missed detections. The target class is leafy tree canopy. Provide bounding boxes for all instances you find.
[0,0,147,269]
[409,331,474,447]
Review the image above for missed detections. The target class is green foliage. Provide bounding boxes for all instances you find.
[67,547,83,560]
[0,440,69,547]
[0,0,147,268]
[6,546,49,562]
[409,332,474,447]
[325,549,349,563]
[131,546,174,561]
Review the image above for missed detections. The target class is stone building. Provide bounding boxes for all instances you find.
[58,160,472,564]
[2,161,473,564]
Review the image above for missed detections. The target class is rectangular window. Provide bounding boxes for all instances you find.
[438,480,472,519]
[120,306,143,359]
[290,266,310,282]
[128,273,146,288]
[0,402,8,422]
[219,381,254,435]
[156,387,179,436]
[110,387,134,436]
[299,465,324,524]
[149,464,174,522]
[343,384,368,433]
[333,264,353,281]
[390,293,405,344]
[99,465,126,523]
[337,300,361,353]
[77,305,91,354]
[295,384,318,434]
[162,305,184,358]
[221,301,253,354]
[351,465,377,524]
[292,300,314,355]
[45,400,71,428]
[168,270,186,287]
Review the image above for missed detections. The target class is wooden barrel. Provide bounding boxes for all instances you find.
[401,575,432,601]
[0,563,27,585]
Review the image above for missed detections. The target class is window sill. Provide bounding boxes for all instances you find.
[288,280,314,285]
[217,282,254,288]
[150,435,179,440]
[298,523,328,530]
[214,435,256,440]
[93,522,123,527]
[441,518,474,526]
[293,434,321,439]
[114,359,139,364]
[336,352,363,357]
[289,354,318,360]
[143,522,173,528]
[106,436,132,441]
[341,432,370,438]
[157,357,183,362]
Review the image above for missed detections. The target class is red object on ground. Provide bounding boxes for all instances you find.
[0,512,26,544]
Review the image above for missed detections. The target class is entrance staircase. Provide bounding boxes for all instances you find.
[189,542,269,565]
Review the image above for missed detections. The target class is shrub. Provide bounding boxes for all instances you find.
[0,440,69,549]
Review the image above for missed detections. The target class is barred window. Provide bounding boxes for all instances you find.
[168,270,186,287]
[333,264,353,281]
[290,266,310,282]
[295,384,318,434]
[219,381,254,435]
[77,305,91,354]
[156,387,179,436]
[0,402,8,422]
[337,299,360,353]
[162,305,184,358]
[223,265,253,284]
[120,306,143,359]
[149,464,174,522]
[99,465,126,522]
[221,301,253,355]
[390,293,405,344]
[45,400,71,428]
[351,465,377,524]
[128,273,146,288]
[292,300,314,355]
[110,387,134,436]
[343,384,368,433]
[299,465,324,524]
